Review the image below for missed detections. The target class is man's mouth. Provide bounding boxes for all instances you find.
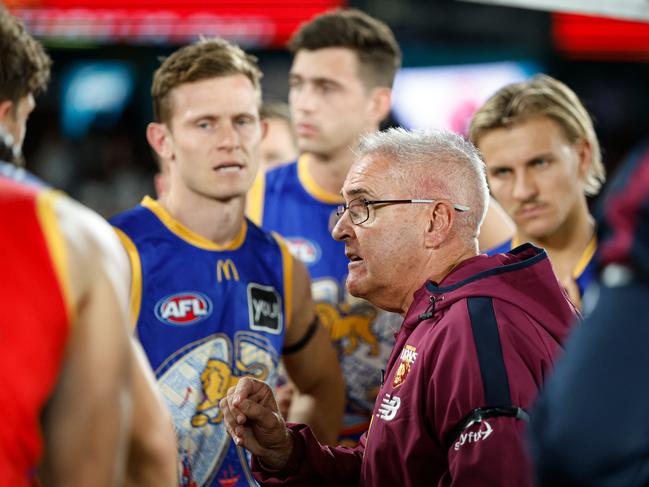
[296,123,318,137]
[346,252,363,263]
[213,163,244,173]
[516,203,546,218]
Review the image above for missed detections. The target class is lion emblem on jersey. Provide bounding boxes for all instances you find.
[316,302,379,356]
[191,359,238,427]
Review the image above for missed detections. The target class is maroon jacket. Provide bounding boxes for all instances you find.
[253,244,578,486]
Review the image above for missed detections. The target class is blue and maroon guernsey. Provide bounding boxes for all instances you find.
[248,155,398,444]
[111,196,292,487]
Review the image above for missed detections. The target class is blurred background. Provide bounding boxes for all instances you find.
[6,0,649,217]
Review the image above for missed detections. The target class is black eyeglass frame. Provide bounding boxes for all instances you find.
[335,198,471,225]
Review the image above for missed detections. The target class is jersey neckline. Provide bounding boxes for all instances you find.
[297,154,345,204]
[141,195,247,251]
[511,232,597,279]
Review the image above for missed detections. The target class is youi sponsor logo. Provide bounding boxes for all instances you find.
[155,292,212,326]
[247,283,283,334]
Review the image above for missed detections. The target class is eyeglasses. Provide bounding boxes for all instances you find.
[335,198,470,225]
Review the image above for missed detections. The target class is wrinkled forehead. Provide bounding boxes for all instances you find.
[342,154,395,200]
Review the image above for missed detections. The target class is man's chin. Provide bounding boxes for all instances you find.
[201,181,252,200]
[519,224,556,243]
[297,139,331,157]
[345,281,368,300]
[199,189,246,203]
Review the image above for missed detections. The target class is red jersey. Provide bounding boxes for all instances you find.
[0,177,71,486]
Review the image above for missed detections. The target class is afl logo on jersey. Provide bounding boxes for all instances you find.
[286,237,320,265]
[155,292,213,326]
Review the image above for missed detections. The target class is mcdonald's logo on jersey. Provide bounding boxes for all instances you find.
[216,259,239,282]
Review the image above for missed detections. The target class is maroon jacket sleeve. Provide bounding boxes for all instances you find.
[428,302,537,487]
[251,423,364,486]
[444,416,532,486]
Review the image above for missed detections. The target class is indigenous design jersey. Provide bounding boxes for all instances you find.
[486,236,597,300]
[0,176,70,486]
[248,156,398,443]
[111,196,292,487]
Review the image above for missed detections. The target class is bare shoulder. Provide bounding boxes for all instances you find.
[53,194,130,306]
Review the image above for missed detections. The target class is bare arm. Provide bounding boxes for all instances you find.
[478,196,515,252]
[39,196,132,486]
[282,257,345,445]
[113,229,179,486]
[124,339,178,487]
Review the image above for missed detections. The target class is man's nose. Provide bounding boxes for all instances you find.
[332,211,354,242]
[216,122,240,150]
[291,84,316,113]
[512,170,538,202]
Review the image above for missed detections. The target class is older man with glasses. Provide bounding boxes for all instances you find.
[336,198,470,225]
[222,128,577,487]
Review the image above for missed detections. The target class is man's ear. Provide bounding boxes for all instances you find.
[368,87,392,125]
[424,201,454,249]
[146,122,173,160]
[0,100,14,125]
[260,118,269,141]
[575,138,593,180]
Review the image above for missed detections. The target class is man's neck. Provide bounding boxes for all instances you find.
[305,146,357,195]
[163,186,245,246]
[517,197,595,277]
[519,197,593,252]
[398,240,479,315]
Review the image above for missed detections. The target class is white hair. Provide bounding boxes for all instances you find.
[357,127,489,239]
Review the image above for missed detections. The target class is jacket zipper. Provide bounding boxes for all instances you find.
[418,295,437,321]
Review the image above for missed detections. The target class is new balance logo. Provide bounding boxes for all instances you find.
[377,394,401,421]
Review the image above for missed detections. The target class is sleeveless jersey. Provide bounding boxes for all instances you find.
[486,236,597,300]
[0,177,71,486]
[111,196,292,487]
[248,155,398,444]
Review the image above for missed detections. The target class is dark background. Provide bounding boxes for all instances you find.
[13,0,649,216]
